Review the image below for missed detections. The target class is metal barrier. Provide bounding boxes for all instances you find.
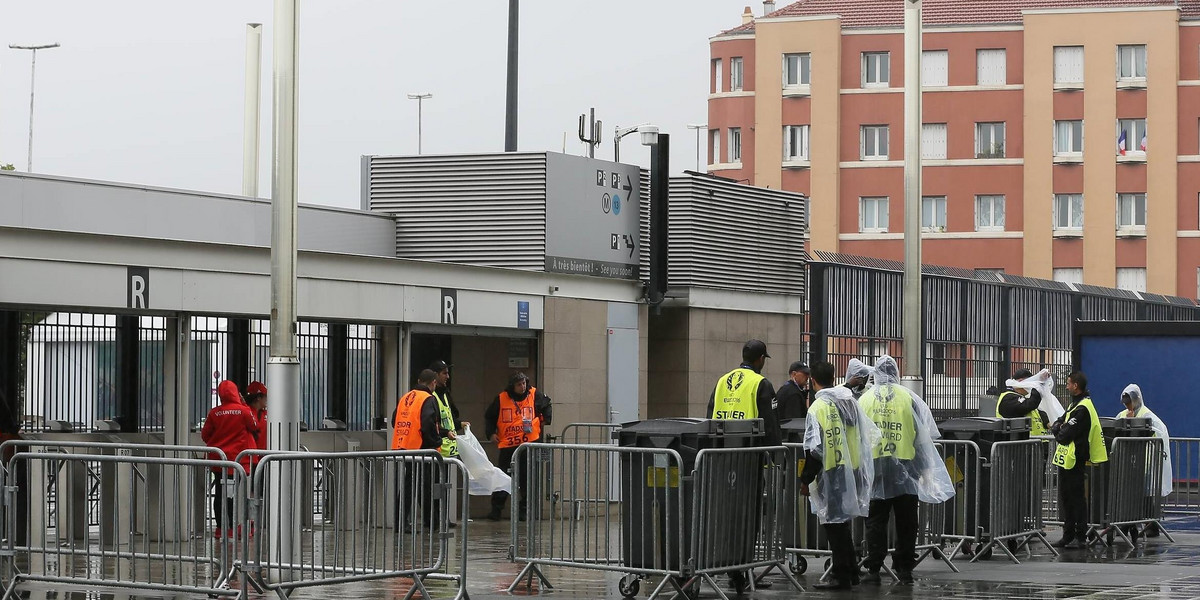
[1,444,247,599]
[557,423,621,446]
[553,424,623,518]
[1167,437,1200,516]
[507,443,800,600]
[1086,437,1176,547]
[242,449,467,600]
[972,439,1056,564]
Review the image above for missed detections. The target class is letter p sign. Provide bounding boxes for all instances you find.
[128,267,150,309]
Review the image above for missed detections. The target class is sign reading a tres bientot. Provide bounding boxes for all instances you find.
[544,153,640,280]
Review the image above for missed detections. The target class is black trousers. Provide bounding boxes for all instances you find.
[863,494,918,572]
[211,471,236,531]
[1059,466,1087,536]
[491,446,528,515]
[824,522,857,582]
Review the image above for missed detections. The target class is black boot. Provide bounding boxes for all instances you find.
[1052,529,1076,548]
[813,578,852,590]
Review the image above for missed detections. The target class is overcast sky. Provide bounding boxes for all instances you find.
[1,1,751,209]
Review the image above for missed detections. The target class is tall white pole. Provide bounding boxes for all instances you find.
[9,43,60,172]
[268,0,301,580]
[242,23,262,198]
[407,93,432,154]
[902,0,924,393]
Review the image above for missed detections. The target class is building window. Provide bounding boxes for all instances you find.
[783,125,810,161]
[1116,268,1147,293]
[1117,45,1147,80]
[1054,193,1084,230]
[1117,119,1147,155]
[975,122,1006,158]
[862,52,890,87]
[976,49,1007,85]
[1053,268,1084,284]
[730,57,744,91]
[922,123,947,160]
[922,196,947,232]
[1054,120,1084,156]
[1054,46,1084,84]
[859,197,889,233]
[783,53,811,87]
[1117,193,1147,229]
[710,129,721,164]
[861,125,889,160]
[975,195,1006,231]
[922,50,948,87]
[729,128,742,163]
[713,58,723,93]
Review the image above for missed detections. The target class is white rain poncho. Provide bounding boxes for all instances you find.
[859,356,956,504]
[803,386,880,524]
[844,359,872,400]
[1114,384,1172,497]
[1005,369,1065,423]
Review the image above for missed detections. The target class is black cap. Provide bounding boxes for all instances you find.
[742,339,771,362]
[788,361,810,374]
[430,360,451,373]
[1013,368,1034,380]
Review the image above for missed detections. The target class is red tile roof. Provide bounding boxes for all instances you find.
[717,0,1196,35]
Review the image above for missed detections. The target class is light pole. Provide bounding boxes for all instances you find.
[243,24,262,198]
[641,126,669,309]
[686,124,707,172]
[901,0,924,395]
[613,123,649,163]
[9,43,60,172]
[407,93,432,154]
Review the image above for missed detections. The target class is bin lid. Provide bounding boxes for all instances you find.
[619,418,763,437]
[780,418,807,431]
[939,416,1031,433]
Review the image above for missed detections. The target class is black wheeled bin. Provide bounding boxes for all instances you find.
[618,418,765,571]
[938,417,1031,536]
[778,418,824,552]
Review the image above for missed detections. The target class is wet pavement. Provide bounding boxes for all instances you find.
[11,518,1200,600]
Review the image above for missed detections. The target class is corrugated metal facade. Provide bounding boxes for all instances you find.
[364,153,548,270]
[640,174,808,296]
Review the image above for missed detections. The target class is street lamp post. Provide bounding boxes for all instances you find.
[9,43,60,172]
[613,123,649,163]
[902,0,924,395]
[407,93,432,154]
[686,124,707,172]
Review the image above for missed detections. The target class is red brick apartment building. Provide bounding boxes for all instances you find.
[708,0,1200,298]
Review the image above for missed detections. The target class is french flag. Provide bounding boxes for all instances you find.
[1118,129,1127,155]
[1140,131,1147,151]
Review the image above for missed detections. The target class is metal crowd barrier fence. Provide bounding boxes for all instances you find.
[0,442,247,599]
[507,443,800,600]
[1034,436,1061,526]
[241,449,468,600]
[558,423,622,445]
[1167,437,1200,516]
[554,424,623,519]
[972,439,1057,564]
[1086,437,1175,547]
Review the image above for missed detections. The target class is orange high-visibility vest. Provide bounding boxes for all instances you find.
[391,389,431,450]
[497,388,541,448]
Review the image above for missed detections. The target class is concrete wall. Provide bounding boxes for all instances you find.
[648,306,804,418]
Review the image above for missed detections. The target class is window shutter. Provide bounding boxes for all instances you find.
[922,124,947,159]
[977,49,1006,85]
[922,51,948,86]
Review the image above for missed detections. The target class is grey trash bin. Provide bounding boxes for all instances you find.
[618,418,765,571]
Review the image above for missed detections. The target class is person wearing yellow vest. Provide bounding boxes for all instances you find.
[996,368,1049,435]
[1049,371,1108,548]
[859,356,955,585]
[391,369,452,530]
[429,361,469,458]
[705,339,782,446]
[484,372,552,521]
[799,362,879,590]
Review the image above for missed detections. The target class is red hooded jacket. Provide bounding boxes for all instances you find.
[200,381,258,473]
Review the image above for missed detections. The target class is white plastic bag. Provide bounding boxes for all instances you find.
[456,426,511,495]
[1006,369,1065,423]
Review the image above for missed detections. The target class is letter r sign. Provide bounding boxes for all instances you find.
[440,288,458,325]
[128,267,150,309]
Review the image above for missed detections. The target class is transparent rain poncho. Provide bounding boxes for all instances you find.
[804,386,880,524]
[1005,368,1065,423]
[844,359,871,400]
[1115,384,1173,497]
[860,356,956,504]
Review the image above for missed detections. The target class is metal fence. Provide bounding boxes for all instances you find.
[808,255,1200,419]
[1166,437,1200,516]
[1086,437,1175,547]
[976,439,1056,563]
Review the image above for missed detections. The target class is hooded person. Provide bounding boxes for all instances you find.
[484,372,552,521]
[1115,384,1171,498]
[857,355,955,584]
[800,362,880,589]
[200,380,258,537]
[1002,368,1064,433]
[843,359,872,400]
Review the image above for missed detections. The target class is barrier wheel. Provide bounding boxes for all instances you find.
[618,575,640,598]
[978,547,994,560]
[789,555,808,575]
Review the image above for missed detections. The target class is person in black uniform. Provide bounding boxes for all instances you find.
[1051,371,1100,548]
[774,361,812,420]
[996,368,1049,431]
[704,339,782,446]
